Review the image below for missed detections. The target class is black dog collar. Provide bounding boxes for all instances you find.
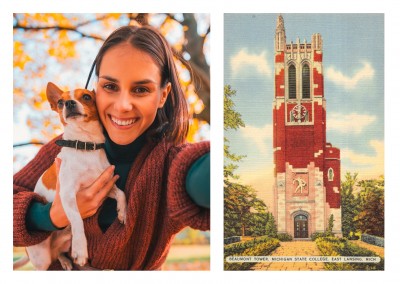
[56,139,105,151]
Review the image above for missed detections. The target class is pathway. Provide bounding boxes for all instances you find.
[251,241,325,271]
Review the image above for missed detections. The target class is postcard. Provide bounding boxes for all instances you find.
[224,13,384,271]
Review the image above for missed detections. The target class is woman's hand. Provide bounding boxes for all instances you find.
[49,158,119,228]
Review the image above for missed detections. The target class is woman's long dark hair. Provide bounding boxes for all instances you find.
[93,25,189,145]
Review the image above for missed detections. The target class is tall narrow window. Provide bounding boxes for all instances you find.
[288,64,296,99]
[328,168,334,181]
[302,64,310,99]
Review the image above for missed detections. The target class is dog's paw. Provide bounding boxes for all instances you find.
[117,209,127,225]
[71,239,88,266]
[117,204,127,225]
[58,254,73,271]
[72,252,88,267]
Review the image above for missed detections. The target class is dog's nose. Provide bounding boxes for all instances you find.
[65,100,77,109]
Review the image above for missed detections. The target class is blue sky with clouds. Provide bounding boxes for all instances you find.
[224,13,384,206]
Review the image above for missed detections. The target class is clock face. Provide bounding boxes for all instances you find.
[292,104,307,120]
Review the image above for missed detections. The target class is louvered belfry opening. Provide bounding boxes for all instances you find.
[302,64,310,99]
[288,64,296,99]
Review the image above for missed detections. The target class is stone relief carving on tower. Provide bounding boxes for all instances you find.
[293,177,307,194]
[291,173,309,196]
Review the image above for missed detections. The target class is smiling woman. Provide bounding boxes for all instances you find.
[96,43,171,145]
[93,26,190,147]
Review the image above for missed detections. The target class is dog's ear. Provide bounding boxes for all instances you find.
[46,82,63,111]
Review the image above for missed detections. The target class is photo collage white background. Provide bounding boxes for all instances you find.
[2,0,400,283]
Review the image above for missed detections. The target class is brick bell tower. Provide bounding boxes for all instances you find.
[272,15,342,238]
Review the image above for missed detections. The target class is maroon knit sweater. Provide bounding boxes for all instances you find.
[13,136,210,270]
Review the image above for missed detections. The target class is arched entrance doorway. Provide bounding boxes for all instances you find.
[294,214,308,238]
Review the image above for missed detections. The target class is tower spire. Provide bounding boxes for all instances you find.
[276,14,285,30]
[275,14,286,52]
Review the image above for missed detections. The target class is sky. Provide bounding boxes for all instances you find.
[224,13,384,208]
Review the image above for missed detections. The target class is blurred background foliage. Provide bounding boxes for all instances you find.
[13,13,210,271]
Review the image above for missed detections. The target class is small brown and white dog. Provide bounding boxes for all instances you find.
[17,82,127,270]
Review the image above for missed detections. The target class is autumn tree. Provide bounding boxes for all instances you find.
[224,85,267,237]
[224,182,267,237]
[341,173,385,238]
[355,176,384,237]
[13,13,210,170]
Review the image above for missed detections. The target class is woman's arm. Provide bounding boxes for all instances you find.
[13,136,61,246]
[167,141,210,231]
[26,202,59,231]
[185,152,210,208]
[26,158,120,231]
[49,158,119,228]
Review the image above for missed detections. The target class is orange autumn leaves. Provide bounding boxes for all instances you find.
[14,41,32,70]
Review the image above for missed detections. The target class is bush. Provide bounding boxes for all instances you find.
[224,236,273,257]
[347,235,359,240]
[277,233,293,242]
[224,236,241,245]
[224,238,280,270]
[265,213,278,238]
[310,232,333,241]
[315,237,384,270]
[347,232,360,240]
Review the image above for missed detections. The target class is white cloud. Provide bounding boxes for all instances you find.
[341,140,384,179]
[230,49,272,77]
[327,112,376,134]
[240,123,272,155]
[326,61,375,90]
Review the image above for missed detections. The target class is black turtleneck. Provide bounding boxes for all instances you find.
[98,132,146,232]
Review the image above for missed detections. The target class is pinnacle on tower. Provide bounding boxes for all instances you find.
[276,14,285,31]
[275,14,286,52]
[312,33,323,51]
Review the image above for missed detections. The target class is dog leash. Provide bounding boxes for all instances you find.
[85,60,96,89]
